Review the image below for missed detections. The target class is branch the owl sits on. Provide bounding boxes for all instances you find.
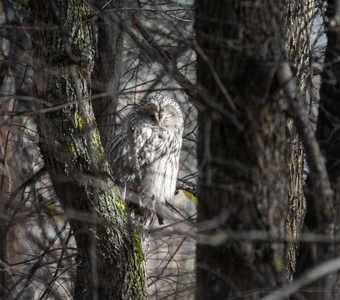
[108,94,184,225]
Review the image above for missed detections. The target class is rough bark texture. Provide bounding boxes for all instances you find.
[195,1,288,299]
[29,0,147,299]
[285,119,305,281]
[286,0,317,90]
[284,0,317,281]
[285,23,305,285]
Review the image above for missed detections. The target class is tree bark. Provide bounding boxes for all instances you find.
[29,0,147,299]
[195,1,288,299]
[285,0,317,281]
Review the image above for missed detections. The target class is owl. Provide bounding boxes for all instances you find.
[108,94,184,225]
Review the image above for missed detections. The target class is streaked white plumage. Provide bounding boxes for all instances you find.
[108,95,184,224]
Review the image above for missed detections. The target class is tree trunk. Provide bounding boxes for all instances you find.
[285,0,317,281]
[195,1,288,299]
[91,0,122,152]
[29,0,147,299]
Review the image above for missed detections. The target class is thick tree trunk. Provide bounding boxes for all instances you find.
[29,0,146,299]
[195,1,288,299]
[285,0,317,281]
[91,0,122,151]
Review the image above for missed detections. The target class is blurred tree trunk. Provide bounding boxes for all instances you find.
[91,0,122,151]
[29,0,147,299]
[314,0,340,298]
[0,1,29,297]
[285,0,317,282]
[195,1,288,299]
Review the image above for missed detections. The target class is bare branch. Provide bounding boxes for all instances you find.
[261,256,340,300]
[176,178,197,196]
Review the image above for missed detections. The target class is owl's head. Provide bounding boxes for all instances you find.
[133,95,184,133]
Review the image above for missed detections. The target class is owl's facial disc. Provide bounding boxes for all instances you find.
[145,104,180,129]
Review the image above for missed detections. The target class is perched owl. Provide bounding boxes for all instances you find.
[108,94,184,225]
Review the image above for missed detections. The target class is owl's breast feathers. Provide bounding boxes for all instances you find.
[109,121,182,200]
[132,123,183,204]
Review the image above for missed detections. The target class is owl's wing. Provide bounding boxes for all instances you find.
[108,130,135,182]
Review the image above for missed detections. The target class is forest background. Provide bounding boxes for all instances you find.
[1,0,340,299]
